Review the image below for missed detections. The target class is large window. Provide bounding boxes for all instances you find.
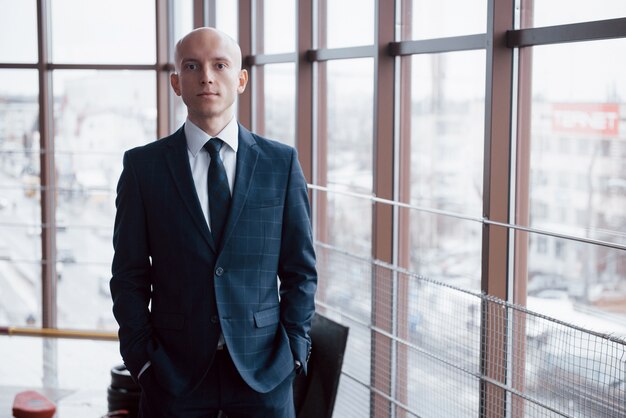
[1,1,625,417]
[52,70,156,330]
[407,51,485,290]
[0,1,191,332]
[524,38,626,321]
[0,70,41,326]
[50,0,156,64]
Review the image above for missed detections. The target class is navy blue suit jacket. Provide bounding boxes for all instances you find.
[110,124,317,396]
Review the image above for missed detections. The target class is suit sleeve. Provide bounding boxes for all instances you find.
[277,148,317,375]
[110,151,152,379]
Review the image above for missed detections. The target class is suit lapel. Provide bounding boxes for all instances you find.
[220,124,259,250]
[164,126,216,252]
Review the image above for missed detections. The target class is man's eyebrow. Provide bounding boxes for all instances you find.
[212,56,233,63]
[180,56,233,64]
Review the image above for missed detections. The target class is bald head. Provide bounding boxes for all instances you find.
[174,27,242,73]
[169,26,248,135]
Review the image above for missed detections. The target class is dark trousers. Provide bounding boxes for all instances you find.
[138,348,296,418]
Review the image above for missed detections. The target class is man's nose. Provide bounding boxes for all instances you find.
[201,68,215,85]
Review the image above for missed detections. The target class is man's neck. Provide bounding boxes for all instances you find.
[188,113,233,137]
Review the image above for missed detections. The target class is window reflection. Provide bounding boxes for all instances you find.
[525,38,626,334]
[326,0,374,48]
[409,212,482,291]
[171,0,193,129]
[407,0,487,40]
[51,0,156,64]
[216,0,238,41]
[527,234,626,333]
[527,0,626,27]
[405,51,485,291]
[172,0,193,45]
[263,0,295,54]
[324,59,373,257]
[0,69,41,327]
[263,63,295,146]
[52,70,156,330]
[0,0,37,63]
[410,51,485,216]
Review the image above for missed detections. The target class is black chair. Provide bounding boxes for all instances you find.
[293,313,350,418]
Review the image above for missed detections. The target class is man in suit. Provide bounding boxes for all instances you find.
[110,27,317,417]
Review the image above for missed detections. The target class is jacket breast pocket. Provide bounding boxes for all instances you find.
[254,306,280,328]
[151,312,185,330]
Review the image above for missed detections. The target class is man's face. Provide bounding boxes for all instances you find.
[171,29,248,127]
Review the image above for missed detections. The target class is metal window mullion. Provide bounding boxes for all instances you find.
[389,34,487,55]
[511,1,534,416]
[245,52,297,66]
[207,0,216,27]
[507,17,626,48]
[315,0,329,245]
[193,0,205,28]
[296,0,314,183]
[395,1,413,416]
[306,45,375,61]
[480,0,516,417]
[156,0,171,138]
[0,63,39,69]
[237,0,253,128]
[36,0,56,330]
[47,63,159,70]
[37,0,59,392]
[253,0,265,134]
[371,1,396,417]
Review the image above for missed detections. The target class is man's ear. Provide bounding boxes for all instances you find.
[237,69,249,94]
[170,73,181,96]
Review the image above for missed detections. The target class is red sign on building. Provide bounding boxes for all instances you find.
[552,103,620,136]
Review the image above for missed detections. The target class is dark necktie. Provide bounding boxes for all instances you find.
[204,138,231,249]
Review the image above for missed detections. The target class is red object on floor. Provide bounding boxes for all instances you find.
[12,390,56,418]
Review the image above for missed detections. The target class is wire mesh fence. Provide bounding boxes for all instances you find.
[316,245,626,418]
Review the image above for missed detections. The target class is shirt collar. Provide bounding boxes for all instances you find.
[184,117,239,157]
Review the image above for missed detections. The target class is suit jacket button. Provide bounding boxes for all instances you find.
[211,315,219,323]
[215,267,224,277]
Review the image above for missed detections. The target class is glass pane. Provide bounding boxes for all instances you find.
[51,0,156,64]
[406,0,487,40]
[322,58,373,257]
[526,234,626,335]
[171,0,193,129]
[263,0,295,54]
[409,51,486,216]
[326,0,374,48]
[315,246,371,417]
[529,39,626,246]
[263,63,295,146]
[523,35,626,390]
[172,0,194,55]
[409,211,482,291]
[52,70,156,330]
[216,0,238,42]
[526,0,626,28]
[0,0,37,63]
[0,69,41,327]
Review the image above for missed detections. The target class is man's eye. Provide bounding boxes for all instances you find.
[216,63,226,70]
[186,63,198,70]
